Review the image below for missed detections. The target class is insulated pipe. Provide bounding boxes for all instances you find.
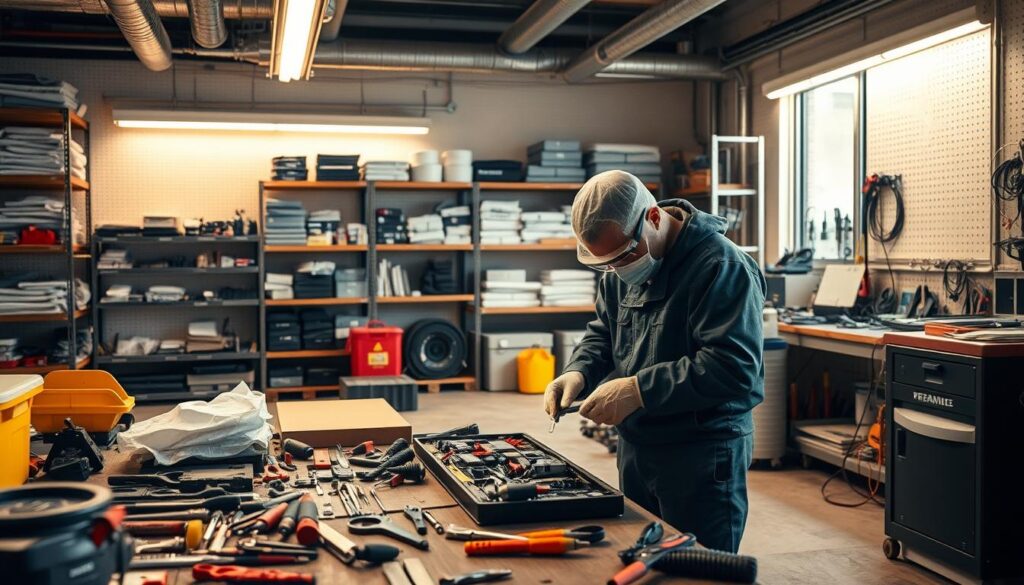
[105,0,174,71]
[497,0,591,55]
[319,0,348,42]
[0,0,273,20]
[562,0,724,82]
[188,0,228,48]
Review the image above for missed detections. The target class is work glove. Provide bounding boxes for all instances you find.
[543,371,586,418]
[579,376,643,426]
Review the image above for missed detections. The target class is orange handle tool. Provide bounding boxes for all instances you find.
[464,537,579,556]
[192,564,315,584]
[294,494,320,546]
[251,502,289,534]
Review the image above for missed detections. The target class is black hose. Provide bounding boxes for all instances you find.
[864,174,905,244]
[653,549,758,583]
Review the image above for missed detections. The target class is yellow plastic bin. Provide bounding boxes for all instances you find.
[517,346,555,394]
[33,370,134,434]
[0,374,44,487]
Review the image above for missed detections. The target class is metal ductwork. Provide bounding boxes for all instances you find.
[319,0,349,42]
[0,0,273,20]
[105,0,174,71]
[497,0,590,55]
[563,0,724,82]
[188,0,227,48]
[285,38,726,80]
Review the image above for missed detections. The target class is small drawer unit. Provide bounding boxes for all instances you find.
[884,339,1024,583]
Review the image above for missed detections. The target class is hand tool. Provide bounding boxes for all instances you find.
[130,553,313,569]
[403,506,427,535]
[549,404,581,433]
[445,526,528,542]
[348,514,430,550]
[384,462,427,484]
[192,563,314,584]
[337,487,356,517]
[235,538,319,559]
[344,483,363,514]
[210,519,231,552]
[609,530,696,585]
[497,482,550,501]
[282,438,314,460]
[332,444,350,469]
[349,440,376,456]
[383,561,414,585]
[617,523,758,584]
[317,519,400,565]
[465,537,587,556]
[439,569,512,585]
[135,536,187,554]
[422,423,480,439]
[202,511,223,549]
[312,448,332,470]
[421,509,444,534]
[403,558,434,585]
[313,477,325,497]
[124,519,204,548]
[229,507,271,532]
[370,487,388,513]
[279,452,298,472]
[356,486,370,507]
[277,499,301,539]
[248,501,290,534]
[124,508,211,522]
[361,448,415,481]
[108,465,254,493]
[350,438,410,468]
[260,462,290,484]
[321,500,335,519]
[294,494,320,546]
[123,493,256,514]
[112,486,230,502]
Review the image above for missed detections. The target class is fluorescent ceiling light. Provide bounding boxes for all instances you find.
[271,0,328,82]
[112,108,431,135]
[765,20,987,100]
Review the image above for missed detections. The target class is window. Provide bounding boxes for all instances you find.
[796,75,861,261]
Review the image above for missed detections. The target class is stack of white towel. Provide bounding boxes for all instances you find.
[0,127,86,179]
[406,214,445,244]
[480,269,541,308]
[97,248,132,270]
[265,273,294,300]
[439,205,472,244]
[0,278,89,315]
[520,211,574,243]
[0,74,80,110]
[101,284,135,304]
[540,270,596,307]
[480,200,522,245]
[361,161,410,181]
[145,285,187,303]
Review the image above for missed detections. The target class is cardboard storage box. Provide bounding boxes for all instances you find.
[277,398,411,446]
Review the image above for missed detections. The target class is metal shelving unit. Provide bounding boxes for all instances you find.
[0,107,92,373]
[710,135,765,268]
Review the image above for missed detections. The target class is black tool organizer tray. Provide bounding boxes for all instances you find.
[413,432,623,526]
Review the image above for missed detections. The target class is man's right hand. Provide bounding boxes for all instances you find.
[543,371,586,417]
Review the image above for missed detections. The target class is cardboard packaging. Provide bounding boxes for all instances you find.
[277,398,412,446]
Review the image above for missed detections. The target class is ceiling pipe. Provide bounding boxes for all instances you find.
[562,0,724,82]
[498,0,591,55]
[105,0,174,71]
[0,0,273,20]
[319,0,349,42]
[188,0,227,48]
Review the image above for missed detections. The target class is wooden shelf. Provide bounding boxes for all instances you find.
[0,108,87,130]
[0,244,88,255]
[471,304,595,315]
[378,294,473,304]
[0,308,88,323]
[0,175,89,191]
[265,244,368,253]
[377,244,473,252]
[0,355,91,375]
[479,181,660,191]
[374,181,472,190]
[262,180,366,190]
[266,349,349,359]
[266,297,368,306]
[481,243,576,251]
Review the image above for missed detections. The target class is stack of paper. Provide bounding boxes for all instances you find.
[481,269,540,308]
[186,320,231,353]
[406,214,445,244]
[520,211,574,243]
[378,258,411,297]
[540,269,596,306]
[265,273,293,300]
[480,200,522,245]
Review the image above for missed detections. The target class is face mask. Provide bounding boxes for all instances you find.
[613,252,662,286]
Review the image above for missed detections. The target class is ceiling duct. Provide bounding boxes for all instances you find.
[0,0,273,20]
[188,0,227,48]
[105,0,174,71]
[498,0,591,55]
[563,0,724,82]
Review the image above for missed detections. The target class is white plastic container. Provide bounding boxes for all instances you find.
[762,306,779,339]
[412,150,440,166]
[444,164,473,182]
[442,149,473,165]
[752,338,787,465]
[411,164,443,182]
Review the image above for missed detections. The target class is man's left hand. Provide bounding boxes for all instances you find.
[579,376,643,425]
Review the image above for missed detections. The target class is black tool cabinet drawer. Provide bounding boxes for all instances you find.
[892,353,976,397]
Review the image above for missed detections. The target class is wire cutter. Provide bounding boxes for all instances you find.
[347,514,430,550]
[610,524,696,585]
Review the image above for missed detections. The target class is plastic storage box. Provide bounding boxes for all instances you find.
[33,370,134,434]
[341,375,418,411]
[553,330,587,374]
[474,332,553,391]
[348,321,403,376]
[0,375,44,487]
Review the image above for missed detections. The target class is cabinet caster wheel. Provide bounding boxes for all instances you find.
[882,537,901,560]
[770,458,783,470]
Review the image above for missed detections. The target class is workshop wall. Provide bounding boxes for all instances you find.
[0,57,697,226]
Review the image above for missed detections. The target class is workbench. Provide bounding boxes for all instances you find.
[85,444,707,585]
[777,323,885,359]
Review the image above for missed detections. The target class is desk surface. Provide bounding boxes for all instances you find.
[89,446,709,585]
[778,323,886,345]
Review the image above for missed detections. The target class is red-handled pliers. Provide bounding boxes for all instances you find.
[608,532,696,585]
[192,564,315,584]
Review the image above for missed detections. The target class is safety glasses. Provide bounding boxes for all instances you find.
[577,214,645,272]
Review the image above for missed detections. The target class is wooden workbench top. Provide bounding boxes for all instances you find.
[778,322,886,346]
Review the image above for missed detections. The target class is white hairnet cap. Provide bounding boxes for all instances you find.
[572,170,656,264]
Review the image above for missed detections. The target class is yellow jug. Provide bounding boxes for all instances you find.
[517,346,555,394]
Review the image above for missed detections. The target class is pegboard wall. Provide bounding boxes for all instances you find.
[865,29,992,265]
[996,0,1024,270]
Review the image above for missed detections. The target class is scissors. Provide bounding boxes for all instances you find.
[347,514,430,550]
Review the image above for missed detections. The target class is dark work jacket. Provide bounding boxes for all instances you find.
[564,199,766,445]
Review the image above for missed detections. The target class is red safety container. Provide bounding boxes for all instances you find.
[347,320,403,376]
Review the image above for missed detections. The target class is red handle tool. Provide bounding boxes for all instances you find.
[294,494,320,546]
[464,537,584,556]
[609,534,696,585]
[192,564,315,584]
[250,502,289,534]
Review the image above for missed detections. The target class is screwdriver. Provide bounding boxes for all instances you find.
[277,498,302,540]
[248,502,289,534]
[465,537,588,556]
[549,404,581,433]
[294,494,320,546]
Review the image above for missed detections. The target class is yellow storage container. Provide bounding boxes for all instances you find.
[0,374,44,487]
[517,346,555,394]
[33,370,134,434]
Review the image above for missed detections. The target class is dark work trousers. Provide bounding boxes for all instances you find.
[617,433,752,553]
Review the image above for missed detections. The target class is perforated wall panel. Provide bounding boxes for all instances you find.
[865,29,992,265]
[997,0,1024,270]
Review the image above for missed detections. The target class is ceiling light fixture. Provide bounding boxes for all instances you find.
[270,0,329,82]
[112,108,431,135]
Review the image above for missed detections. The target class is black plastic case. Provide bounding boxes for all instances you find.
[413,432,623,526]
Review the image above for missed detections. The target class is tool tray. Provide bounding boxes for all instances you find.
[413,432,623,526]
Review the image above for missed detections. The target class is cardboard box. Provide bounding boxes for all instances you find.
[277,398,412,446]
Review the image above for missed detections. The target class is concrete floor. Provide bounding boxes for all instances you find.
[135,390,950,584]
